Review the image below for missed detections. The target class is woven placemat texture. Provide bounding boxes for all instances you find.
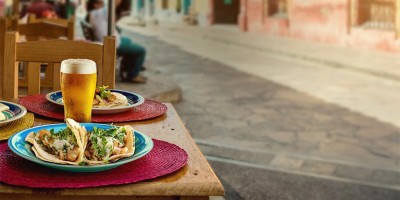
[0,113,34,141]
[19,95,167,123]
[0,139,188,188]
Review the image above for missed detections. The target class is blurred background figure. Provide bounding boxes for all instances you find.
[87,0,147,84]
[56,0,76,19]
[84,0,102,22]
[22,0,57,18]
[0,0,5,16]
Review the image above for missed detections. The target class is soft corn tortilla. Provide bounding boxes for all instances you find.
[25,118,86,165]
[85,125,135,165]
[93,92,128,108]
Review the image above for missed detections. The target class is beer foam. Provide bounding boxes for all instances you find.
[61,59,97,74]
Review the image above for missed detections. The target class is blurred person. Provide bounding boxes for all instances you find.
[88,0,147,83]
[56,0,76,19]
[85,0,103,22]
[0,0,5,16]
[23,0,58,18]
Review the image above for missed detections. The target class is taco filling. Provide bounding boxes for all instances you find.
[84,125,135,164]
[93,86,128,108]
[25,118,85,165]
[25,119,135,166]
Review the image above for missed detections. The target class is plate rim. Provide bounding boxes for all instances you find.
[0,100,27,125]
[7,123,154,171]
[45,90,145,111]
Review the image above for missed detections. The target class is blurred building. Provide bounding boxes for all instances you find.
[131,0,400,53]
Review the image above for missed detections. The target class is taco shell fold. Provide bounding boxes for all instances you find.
[25,118,85,165]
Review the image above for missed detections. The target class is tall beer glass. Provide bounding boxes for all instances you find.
[61,59,97,122]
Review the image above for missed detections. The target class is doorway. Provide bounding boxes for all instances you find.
[213,0,240,24]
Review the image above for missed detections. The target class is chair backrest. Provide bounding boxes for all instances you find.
[18,21,74,41]
[28,14,75,26]
[2,32,116,99]
[0,16,73,41]
[27,14,75,40]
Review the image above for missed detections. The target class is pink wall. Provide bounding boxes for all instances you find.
[238,0,247,31]
[289,0,349,44]
[349,28,400,52]
[239,0,400,53]
[245,0,264,33]
[263,18,290,36]
[244,0,290,35]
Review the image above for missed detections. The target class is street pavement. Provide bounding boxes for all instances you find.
[116,19,400,199]
[210,161,399,200]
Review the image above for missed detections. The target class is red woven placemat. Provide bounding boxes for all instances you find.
[19,95,167,123]
[0,139,188,188]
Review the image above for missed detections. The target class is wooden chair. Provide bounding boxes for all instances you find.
[0,16,17,98]
[0,16,75,94]
[2,31,116,99]
[27,14,75,37]
[17,20,75,88]
[12,0,20,17]
[24,14,76,87]
[0,18,7,98]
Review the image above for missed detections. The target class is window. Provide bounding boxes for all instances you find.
[354,0,396,30]
[162,0,168,9]
[263,0,288,19]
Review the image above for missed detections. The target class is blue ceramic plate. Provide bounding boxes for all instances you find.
[8,123,153,172]
[46,90,145,114]
[0,101,27,126]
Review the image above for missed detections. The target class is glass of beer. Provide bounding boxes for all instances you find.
[61,59,97,122]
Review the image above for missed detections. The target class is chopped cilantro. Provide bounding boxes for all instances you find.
[96,86,111,99]
[89,126,128,159]
[78,162,86,166]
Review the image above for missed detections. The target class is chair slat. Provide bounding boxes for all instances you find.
[16,40,104,64]
[3,32,19,99]
[42,63,53,88]
[0,18,8,98]
[27,62,41,95]
[52,63,61,91]
[18,22,69,39]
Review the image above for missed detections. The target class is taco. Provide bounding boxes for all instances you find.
[84,125,135,165]
[25,118,86,165]
[93,86,128,108]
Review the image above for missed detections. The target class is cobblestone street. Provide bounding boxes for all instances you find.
[120,25,400,199]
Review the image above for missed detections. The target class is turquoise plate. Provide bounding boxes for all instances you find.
[0,101,27,126]
[8,123,153,172]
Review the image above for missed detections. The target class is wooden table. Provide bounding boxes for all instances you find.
[0,104,225,200]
